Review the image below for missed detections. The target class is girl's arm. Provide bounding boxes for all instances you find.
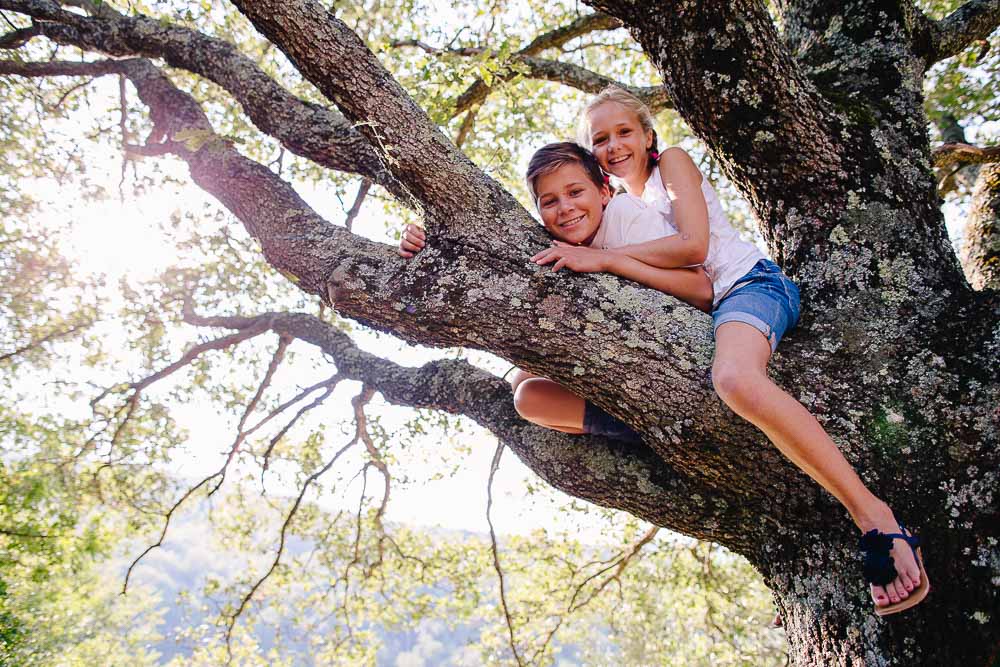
[532,245,713,313]
[608,148,710,268]
[605,254,713,313]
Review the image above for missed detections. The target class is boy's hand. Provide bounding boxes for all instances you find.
[531,244,610,273]
[398,224,426,258]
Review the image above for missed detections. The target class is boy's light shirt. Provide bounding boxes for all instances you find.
[588,194,678,250]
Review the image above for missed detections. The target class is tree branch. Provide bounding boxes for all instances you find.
[485,442,526,667]
[181,305,825,549]
[453,11,623,114]
[962,163,1000,291]
[921,0,1000,65]
[0,319,92,362]
[454,54,670,115]
[933,142,1000,170]
[229,0,523,219]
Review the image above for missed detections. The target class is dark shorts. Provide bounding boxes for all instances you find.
[712,259,801,351]
[583,401,642,443]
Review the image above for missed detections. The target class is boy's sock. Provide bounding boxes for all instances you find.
[582,402,642,443]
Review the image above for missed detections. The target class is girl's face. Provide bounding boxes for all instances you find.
[587,102,653,188]
[534,163,610,246]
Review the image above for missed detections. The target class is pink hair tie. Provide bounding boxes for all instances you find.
[602,174,611,184]
[650,150,660,160]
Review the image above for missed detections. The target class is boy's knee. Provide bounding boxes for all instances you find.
[513,378,545,423]
[507,368,536,392]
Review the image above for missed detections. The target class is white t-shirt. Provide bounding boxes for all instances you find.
[640,163,763,305]
[588,194,678,250]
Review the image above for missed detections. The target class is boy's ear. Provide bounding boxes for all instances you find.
[600,185,612,206]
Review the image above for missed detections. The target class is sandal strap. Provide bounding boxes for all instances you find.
[859,529,898,586]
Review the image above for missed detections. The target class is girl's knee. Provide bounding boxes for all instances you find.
[711,360,762,405]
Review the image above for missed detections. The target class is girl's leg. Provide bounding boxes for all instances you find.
[508,370,587,434]
[712,322,921,607]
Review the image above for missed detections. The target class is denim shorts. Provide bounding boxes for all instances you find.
[712,259,800,351]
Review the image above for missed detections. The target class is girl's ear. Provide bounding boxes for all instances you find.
[645,129,654,150]
[600,184,612,206]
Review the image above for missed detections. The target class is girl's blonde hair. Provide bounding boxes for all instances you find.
[577,86,660,171]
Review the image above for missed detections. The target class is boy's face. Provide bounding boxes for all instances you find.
[534,163,610,246]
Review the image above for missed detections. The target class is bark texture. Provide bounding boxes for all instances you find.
[2,0,999,664]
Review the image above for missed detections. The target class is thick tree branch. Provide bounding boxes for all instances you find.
[0,0,399,191]
[921,0,1000,65]
[230,0,517,219]
[962,163,1000,290]
[180,305,827,549]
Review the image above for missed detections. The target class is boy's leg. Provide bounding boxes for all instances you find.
[513,377,587,433]
[712,322,921,607]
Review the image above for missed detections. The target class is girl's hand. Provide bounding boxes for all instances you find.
[531,244,610,273]
[398,224,426,258]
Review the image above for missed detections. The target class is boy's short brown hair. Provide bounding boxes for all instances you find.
[525,142,605,202]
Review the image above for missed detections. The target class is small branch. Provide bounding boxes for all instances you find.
[118,73,128,198]
[528,525,660,664]
[390,39,484,56]
[933,142,1000,170]
[208,334,291,496]
[454,107,478,148]
[122,472,220,593]
[354,386,390,576]
[485,441,525,667]
[259,373,342,475]
[0,24,39,49]
[0,527,58,539]
[224,417,361,657]
[128,324,270,396]
[0,320,92,362]
[343,178,371,232]
[0,57,140,77]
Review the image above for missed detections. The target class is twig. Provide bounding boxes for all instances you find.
[528,525,660,663]
[344,178,371,232]
[122,472,220,594]
[224,422,361,658]
[208,334,291,496]
[486,441,525,667]
[0,320,93,362]
[118,73,129,199]
[260,374,342,477]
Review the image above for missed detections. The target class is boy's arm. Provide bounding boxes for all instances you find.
[532,245,714,313]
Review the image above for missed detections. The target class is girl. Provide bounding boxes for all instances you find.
[536,86,927,615]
